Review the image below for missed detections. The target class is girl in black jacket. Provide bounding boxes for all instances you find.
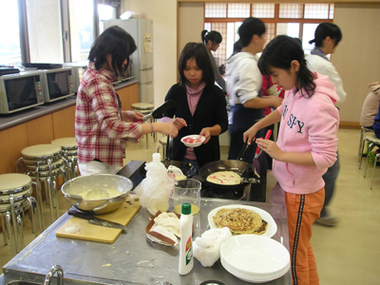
[162,42,228,172]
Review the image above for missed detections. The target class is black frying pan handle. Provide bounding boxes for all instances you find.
[68,207,93,220]
[167,135,174,161]
[236,142,251,161]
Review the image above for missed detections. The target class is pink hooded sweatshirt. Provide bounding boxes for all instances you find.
[273,72,340,194]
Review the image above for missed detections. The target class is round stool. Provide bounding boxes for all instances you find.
[51,137,78,179]
[132,102,155,148]
[17,144,65,223]
[0,173,43,256]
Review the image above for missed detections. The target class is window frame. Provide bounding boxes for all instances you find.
[204,3,334,64]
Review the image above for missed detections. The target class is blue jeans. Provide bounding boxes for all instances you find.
[321,151,340,217]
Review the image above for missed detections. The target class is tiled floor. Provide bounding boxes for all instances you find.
[1,129,379,284]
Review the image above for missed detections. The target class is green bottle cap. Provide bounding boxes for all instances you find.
[181,203,191,215]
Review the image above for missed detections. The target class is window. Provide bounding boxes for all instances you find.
[205,3,334,65]
[0,1,22,67]
[1,0,119,66]
[68,0,94,62]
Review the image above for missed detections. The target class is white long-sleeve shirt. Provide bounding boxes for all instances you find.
[306,54,347,107]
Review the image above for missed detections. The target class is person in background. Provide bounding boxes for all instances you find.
[161,42,228,173]
[244,35,339,285]
[370,94,380,164]
[201,30,226,92]
[360,82,380,129]
[75,26,180,176]
[306,22,346,227]
[360,82,380,161]
[226,17,282,163]
[226,17,282,202]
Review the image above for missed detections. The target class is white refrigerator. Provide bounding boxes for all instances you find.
[103,18,154,105]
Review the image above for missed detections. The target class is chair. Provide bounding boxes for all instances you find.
[131,102,154,148]
[16,144,67,223]
[362,133,380,189]
[0,173,43,256]
[358,126,374,162]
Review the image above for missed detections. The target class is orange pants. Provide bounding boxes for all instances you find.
[285,187,324,285]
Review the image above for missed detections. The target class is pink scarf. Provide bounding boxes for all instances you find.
[184,82,205,160]
[186,82,206,115]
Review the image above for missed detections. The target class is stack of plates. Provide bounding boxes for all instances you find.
[220,235,290,283]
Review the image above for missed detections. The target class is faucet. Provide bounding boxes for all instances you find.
[44,265,64,285]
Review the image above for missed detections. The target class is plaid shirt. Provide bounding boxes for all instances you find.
[75,63,142,167]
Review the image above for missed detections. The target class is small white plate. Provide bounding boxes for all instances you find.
[208,204,277,237]
[181,135,205,147]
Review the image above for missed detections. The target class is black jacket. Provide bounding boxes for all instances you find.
[163,83,228,167]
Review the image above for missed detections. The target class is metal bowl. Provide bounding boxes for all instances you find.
[61,174,133,214]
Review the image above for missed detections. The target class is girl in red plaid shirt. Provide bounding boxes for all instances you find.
[75,26,181,175]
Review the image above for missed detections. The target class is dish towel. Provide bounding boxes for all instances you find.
[193,227,232,267]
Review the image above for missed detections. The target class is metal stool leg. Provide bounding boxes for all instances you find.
[9,194,20,253]
[359,138,368,169]
[1,215,8,245]
[370,152,380,190]
[32,181,44,230]
[364,142,374,177]
[5,211,17,256]
[16,214,24,251]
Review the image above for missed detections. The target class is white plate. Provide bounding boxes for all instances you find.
[220,235,290,283]
[181,135,205,147]
[208,204,277,238]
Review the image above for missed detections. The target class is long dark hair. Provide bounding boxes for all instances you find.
[178,42,215,88]
[201,30,222,45]
[238,17,266,47]
[88,26,137,76]
[258,35,316,98]
[309,22,342,48]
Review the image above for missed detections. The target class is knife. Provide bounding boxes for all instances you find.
[68,207,128,232]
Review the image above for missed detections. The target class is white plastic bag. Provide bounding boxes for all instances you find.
[135,153,173,215]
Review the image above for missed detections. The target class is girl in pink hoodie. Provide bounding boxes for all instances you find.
[244,35,339,285]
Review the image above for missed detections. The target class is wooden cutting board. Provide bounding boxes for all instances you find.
[55,195,141,244]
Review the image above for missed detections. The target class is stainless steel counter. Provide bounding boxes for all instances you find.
[1,161,290,285]
[1,197,290,285]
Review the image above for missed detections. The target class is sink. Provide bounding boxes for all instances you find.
[6,281,41,285]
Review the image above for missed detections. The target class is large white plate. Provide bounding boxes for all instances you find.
[208,204,277,238]
[220,235,290,283]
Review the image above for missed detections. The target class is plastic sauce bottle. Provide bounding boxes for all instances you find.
[179,203,194,275]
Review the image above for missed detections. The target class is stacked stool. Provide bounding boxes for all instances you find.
[0,173,43,256]
[16,144,67,223]
[131,102,154,148]
[51,137,78,180]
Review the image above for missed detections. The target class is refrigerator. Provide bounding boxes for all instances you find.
[103,18,154,105]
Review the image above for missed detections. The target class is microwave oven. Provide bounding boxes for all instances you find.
[40,67,75,103]
[63,61,88,93]
[0,71,44,114]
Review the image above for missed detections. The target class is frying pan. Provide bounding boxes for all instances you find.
[142,100,175,121]
[199,143,259,191]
